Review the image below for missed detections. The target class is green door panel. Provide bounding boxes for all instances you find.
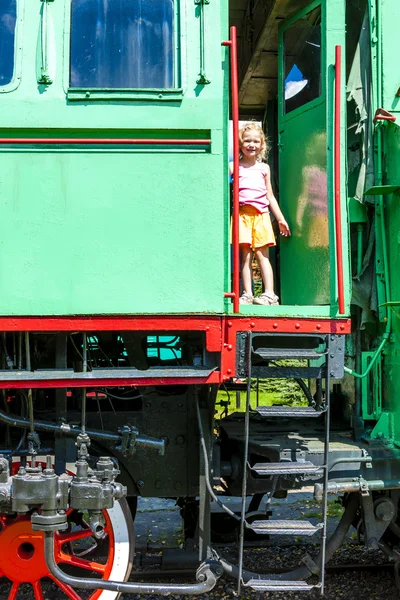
[278,0,349,312]
[0,151,225,315]
[279,104,329,304]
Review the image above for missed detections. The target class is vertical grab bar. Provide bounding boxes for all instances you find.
[222,26,240,313]
[195,0,211,85]
[334,45,345,315]
[38,0,54,85]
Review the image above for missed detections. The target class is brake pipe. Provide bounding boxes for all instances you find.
[344,334,389,379]
[44,532,219,595]
[195,397,240,522]
[0,406,165,454]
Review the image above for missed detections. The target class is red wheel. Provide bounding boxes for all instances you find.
[0,461,134,600]
[0,499,134,600]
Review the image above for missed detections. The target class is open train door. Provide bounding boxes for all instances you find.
[278,0,348,312]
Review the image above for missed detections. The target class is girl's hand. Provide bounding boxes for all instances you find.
[278,219,291,237]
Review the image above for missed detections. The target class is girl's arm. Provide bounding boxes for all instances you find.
[265,164,291,236]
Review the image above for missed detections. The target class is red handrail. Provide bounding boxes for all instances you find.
[0,138,211,145]
[334,45,345,315]
[222,26,240,313]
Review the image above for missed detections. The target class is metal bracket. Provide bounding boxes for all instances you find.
[359,477,370,496]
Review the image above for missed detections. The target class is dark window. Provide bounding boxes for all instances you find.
[0,0,17,87]
[70,0,174,89]
[283,6,321,114]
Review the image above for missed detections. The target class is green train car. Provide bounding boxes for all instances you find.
[0,0,399,596]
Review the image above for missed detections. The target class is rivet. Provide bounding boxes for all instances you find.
[227,321,233,327]
[206,326,210,331]
[227,369,232,375]
[85,91,90,98]
[273,323,278,329]
[295,323,300,329]
[137,480,144,488]
[340,324,345,331]
[155,480,164,489]
[174,481,183,491]
[250,322,255,328]
[316,324,321,330]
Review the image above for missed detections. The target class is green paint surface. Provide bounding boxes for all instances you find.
[0,0,229,315]
[381,0,400,113]
[382,123,400,444]
[0,150,226,314]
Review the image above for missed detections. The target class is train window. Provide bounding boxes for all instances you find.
[283,5,321,114]
[0,0,17,87]
[70,0,175,89]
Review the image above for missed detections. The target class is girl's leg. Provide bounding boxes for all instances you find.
[254,245,274,294]
[240,244,253,295]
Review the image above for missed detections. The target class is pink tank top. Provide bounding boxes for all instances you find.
[238,162,269,213]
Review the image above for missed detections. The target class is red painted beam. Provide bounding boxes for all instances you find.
[0,138,211,146]
[0,373,221,390]
[334,45,345,315]
[222,27,240,313]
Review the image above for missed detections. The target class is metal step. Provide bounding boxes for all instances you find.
[251,461,322,476]
[247,519,322,536]
[253,348,324,361]
[254,405,324,418]
[244,579,319,592]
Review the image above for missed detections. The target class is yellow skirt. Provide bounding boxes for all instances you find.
[234,205,276,249]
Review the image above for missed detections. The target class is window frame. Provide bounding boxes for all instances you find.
[0,0,24,94]
[279,0,326,122]
[64,0,184,101]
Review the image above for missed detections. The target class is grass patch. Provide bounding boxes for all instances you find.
[217,364,309,416]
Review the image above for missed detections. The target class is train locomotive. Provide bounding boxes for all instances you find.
[0,0,399,596]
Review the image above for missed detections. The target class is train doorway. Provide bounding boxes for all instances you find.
[231,0,349,317]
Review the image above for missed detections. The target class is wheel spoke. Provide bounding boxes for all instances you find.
[50,575,83,600]
[57,529,95,544]
[32,580,44,600]
[58,552,107,574]
[8,583,19,600]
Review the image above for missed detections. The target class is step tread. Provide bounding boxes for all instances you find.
[254,406,324,418]
[247,519,322,536]
[245,579,318,592]
[251,461,322,475]
[254,348,324,360]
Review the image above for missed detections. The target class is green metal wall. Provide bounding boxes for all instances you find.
[381,123,400,443]
[381,0,400,114]
[0,0,229,315]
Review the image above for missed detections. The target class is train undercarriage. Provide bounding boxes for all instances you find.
[0,324,399,598]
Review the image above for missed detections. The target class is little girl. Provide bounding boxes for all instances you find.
[232,122,290,305]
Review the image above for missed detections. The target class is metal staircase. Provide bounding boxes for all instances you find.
[237,332,333,595]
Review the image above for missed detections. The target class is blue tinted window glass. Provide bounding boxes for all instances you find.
[284,6,321,114]
[0,0,17,87]
[70,0,174,89]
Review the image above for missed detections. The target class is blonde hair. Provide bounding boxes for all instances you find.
[238,122,268,161]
